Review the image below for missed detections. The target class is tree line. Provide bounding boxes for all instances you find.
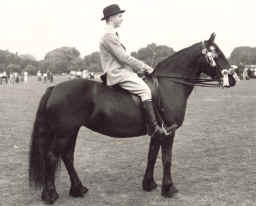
[0,44,255,75]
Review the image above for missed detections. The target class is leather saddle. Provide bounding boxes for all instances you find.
[100,73,160,105]
[100,73,178,135]
[100,73,179,135]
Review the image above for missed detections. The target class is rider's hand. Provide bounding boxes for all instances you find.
[138,64,154,78]
[144,65,154,74]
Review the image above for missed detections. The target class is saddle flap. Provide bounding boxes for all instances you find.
[100,73,159,103]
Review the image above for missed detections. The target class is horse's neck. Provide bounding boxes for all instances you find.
[155,43,202,78]
[156,59,200,99]
[157,55,201,100]
[160,77,194,98]
[155,42,204,107]
[157,78,193,126]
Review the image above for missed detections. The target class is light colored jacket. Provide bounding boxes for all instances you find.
[99,25,153,86]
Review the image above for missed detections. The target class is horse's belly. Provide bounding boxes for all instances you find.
[86,100,146,138]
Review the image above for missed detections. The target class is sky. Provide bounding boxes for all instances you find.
[0,0,255,60]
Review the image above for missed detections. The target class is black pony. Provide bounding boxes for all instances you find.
[29,33,236,204]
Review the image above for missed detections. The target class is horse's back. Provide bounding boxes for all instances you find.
[48,78,138,107]
[46,78,146,137]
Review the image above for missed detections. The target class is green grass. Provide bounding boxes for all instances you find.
[0,77,255,206]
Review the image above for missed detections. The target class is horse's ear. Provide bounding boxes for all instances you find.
[208,33,216,43]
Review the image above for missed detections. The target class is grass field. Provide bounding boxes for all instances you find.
[0,76,255,206]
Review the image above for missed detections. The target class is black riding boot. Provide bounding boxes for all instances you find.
[142,100,165,138]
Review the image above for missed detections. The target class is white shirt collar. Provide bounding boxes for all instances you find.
[104,24,117,34]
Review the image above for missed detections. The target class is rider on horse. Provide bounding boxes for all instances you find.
[99,4,165,139]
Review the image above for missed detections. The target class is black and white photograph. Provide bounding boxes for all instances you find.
[0,0,255,205]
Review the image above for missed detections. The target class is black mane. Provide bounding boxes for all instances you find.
[153,42,202,75]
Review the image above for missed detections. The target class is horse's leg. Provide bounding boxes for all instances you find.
[60,129,88,197]
[41,137,60,204]
[142,137,161,191]
[161,134,178,198]
[41,130,75,203]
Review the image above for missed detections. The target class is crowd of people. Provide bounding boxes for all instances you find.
[0,71,29,85]
[36,70,54,83]
[0,68,102,86]
[0,70,55,85]
[233,64,256,80]
[68,69,97,80]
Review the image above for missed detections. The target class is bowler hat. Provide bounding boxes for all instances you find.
[101,4,125,21]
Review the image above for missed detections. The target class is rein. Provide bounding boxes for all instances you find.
[154,73,222,88]
[147,73,221,135]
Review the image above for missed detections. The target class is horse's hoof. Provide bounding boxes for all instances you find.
[161,185,178,198]
[41,190,59,204]
[70,185,88,197]
[142,179,157,191]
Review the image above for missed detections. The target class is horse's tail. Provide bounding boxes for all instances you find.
[29,86,56,188]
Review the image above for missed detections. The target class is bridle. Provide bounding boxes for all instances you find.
[200,41,240,87]
[154,41,235,88]
[147,40,239,135]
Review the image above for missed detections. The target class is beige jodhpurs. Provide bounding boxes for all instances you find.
[118,75,152,101]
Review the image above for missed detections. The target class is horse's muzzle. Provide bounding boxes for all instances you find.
[221,69,240,87]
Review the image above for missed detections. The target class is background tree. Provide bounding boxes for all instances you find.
[24,64,37,75]
[6,64,21,73]
[229,46,256,65]
[0,50,39,74]
[19,54,36,61]
[83,52,102,72]
[42,47,84,74]
[9,42,256,76]
[0,50,20,72]
[0,64,5,72]
[19,54,39,73]
[131,43,175,67]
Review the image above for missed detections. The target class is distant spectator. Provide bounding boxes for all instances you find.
[24,71,28,83]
